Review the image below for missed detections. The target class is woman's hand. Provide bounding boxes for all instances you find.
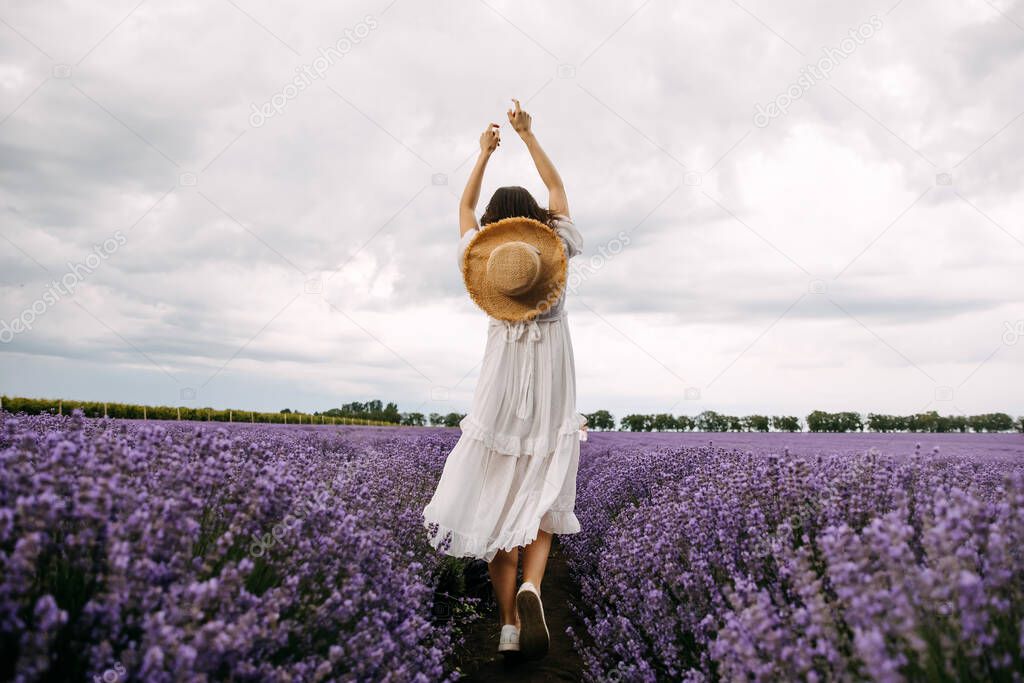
[463,124,499,235]
[479,123,501,155]
[510,98,568,215]
[507,98,532,137]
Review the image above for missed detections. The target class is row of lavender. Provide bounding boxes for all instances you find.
[0,412,466,682]
[563,437,1024,681]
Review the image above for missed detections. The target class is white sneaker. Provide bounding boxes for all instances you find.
[515,582,549,659]
[497,624,520,654]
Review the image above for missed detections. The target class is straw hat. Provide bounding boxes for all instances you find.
[462,216,567,322]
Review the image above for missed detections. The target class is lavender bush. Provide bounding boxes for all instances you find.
[0,412,466,682]
[4,410,1022,682]
[564,437,1024,682]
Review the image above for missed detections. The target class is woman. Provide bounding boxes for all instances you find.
[422,99,585,660]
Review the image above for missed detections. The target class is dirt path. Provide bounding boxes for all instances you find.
[457,540,584,682]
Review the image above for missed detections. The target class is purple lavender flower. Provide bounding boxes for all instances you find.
[0,410,465,681]
[564,432,1024,681]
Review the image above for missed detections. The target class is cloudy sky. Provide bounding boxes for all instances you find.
[1,0,1022,420]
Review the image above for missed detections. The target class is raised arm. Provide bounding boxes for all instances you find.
[460,123,501,236]
[508,98,569,218]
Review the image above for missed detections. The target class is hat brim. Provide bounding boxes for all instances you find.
[462,217,567,322]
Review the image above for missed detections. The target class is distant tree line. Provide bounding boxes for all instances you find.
[270,401,467,429]
[862,411,1019,433]
[0,396,467,431]
[1,396,399,426]
[319,401,447,428]
[805,411,863,433]
[427,412,467,428]
[322,400,401,424]
[605,411,802,433]
[6,395,1021,434]
[584,409,1023,434]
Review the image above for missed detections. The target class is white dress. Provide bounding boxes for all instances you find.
[422,215,586,562]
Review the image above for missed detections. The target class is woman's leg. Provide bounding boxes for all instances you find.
[521,530,553,590]
[488,547,519,625]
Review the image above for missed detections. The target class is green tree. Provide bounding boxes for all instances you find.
[771,415,801,432]
[695,410,729,432]
[807,411,863,432]
[401,412,425,426]
[652,413,677,431]
[840,412,863,432]
[383,402,402,423]
[907,411,940,433]
[969,413,1015,432]
[584,410,615,430]
[744,415,770,432]
[990,413,1015,432]
[620,414,652,432]
[867,413,896,432]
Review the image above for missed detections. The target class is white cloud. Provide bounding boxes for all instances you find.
[1,0,1022,419]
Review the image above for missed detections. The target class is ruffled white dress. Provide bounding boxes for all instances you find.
[422,215,586,562]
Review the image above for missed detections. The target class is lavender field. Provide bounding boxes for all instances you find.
[567,431,1024,681]
[2,412,1022,681]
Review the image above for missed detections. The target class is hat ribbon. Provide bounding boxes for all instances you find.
[504,319,543,420]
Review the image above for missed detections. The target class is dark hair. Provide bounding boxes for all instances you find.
[479,186,558,227]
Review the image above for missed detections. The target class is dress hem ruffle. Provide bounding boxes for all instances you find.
[422,508,581,562]
[458,413,586,459]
